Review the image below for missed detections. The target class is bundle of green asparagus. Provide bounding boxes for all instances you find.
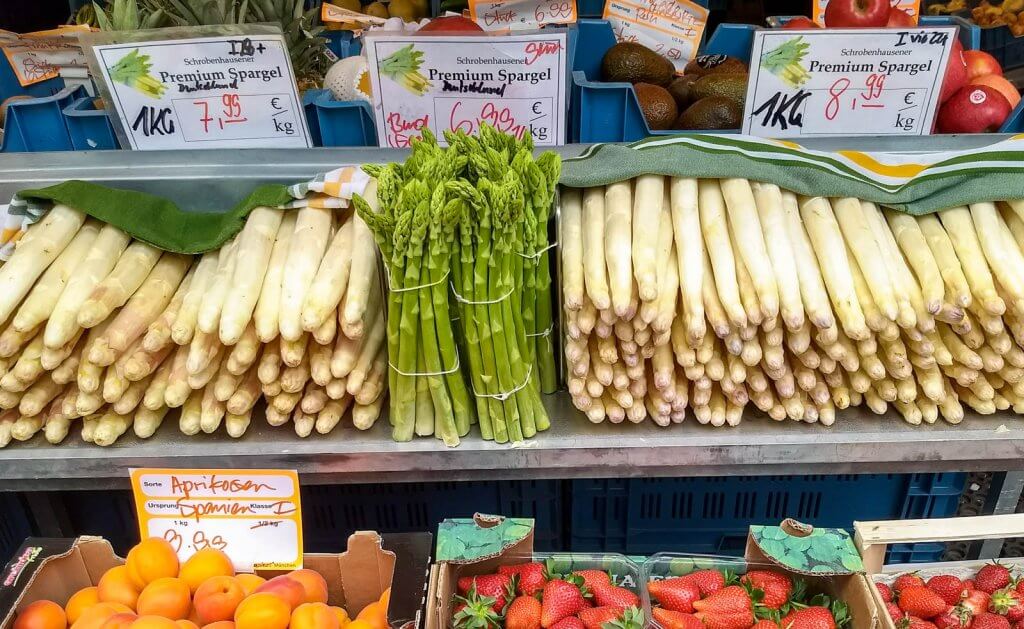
[355,125,560,445]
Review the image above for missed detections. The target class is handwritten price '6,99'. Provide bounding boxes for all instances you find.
[449,101,529,140]
[534,0,572,23]
[163,527,228,554]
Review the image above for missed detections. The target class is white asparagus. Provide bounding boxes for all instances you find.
[302,216,355,332]
[171,250,219,345]
[197,237,239,334]
[604,181,632,316]
[939,207,1004,314]
[253,212,297,343]
[721,178,779,319]
[699,179,746,328]
[561,187,585,310]
[632,175,663,301]
[280,208,333,341]
[78,241,161,328]
[342,208,378,338]
[221,206,284,344]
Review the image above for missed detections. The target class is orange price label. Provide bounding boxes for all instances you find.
[812,0,921,26]
[130,468,303,572]
[467,0,577,32]
[603,0,708,71]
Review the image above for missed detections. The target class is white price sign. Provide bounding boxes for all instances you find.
[130,468,303,572]
[86,32,311,150]
[603,0,708,71]
[364,31,567,147]
[741,27,956,138]
[467,0,578,32]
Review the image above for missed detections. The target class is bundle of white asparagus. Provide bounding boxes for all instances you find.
[561,177,1024,426]
[0,201,386,447]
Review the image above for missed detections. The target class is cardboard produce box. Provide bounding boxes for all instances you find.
[855,514,1024,629]
[425,515,643,629]
[642,519,881,629]
[0,531,432,628]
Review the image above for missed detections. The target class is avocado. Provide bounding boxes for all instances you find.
[690,73,748,109]
[635,83,678,131]
[684,54,748,77]
[602,42,675,86]
[667,75,697,110]
[675,96,742,130]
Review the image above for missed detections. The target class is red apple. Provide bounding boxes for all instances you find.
[936,85,1011,133]
[971,74,1021,108]
[886,8,916,26]
[939,38,968,104]
[963,49,1003,79]
[782,16,821,29]
[418,15,484,32]
[823,0,891,27]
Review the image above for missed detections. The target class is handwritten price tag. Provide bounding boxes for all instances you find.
[741,27,956,138]
[812,0,921,26]
[130,468,303,571]
[468,0,577,32]
[84,31,311,150]
[364,32,567,146]
[603,0,708,71]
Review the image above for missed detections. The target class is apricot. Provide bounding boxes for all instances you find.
[355,601,387,629]
[136,577,191,620]
[233,592,290,629]
[287,569,329,604]
[70,602,133,629]
[253,576,305,610]
[98,566,141,610]
[344,620,375,629]
[99,613,139,629]
[329,606,350,628]
[126,539,180,589]
[175,622,199,629]
[291,602,340,629]
[193,576,245,624]
[67,586,101,624]
[129,617,180,629]
[202,623,235,629]
[14,600,67,629]
[179,549,234,594]
[233,574,264,596]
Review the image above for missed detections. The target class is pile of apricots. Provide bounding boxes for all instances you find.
[14,537,391,629]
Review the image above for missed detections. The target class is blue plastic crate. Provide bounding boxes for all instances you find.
[569,473,966,563]
[0,493,33,568]
[325,30,363,59]
[1,85,93,153]
[303,88,378,147]
[571,16,980,143]
[63,96,119,150]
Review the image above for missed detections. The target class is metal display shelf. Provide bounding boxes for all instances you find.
[1,393,1023,490]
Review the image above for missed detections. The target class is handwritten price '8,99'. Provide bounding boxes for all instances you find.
[534,1,572,23]
[164,527,228,554]
[824,73,886,121]
[449,101,529,140]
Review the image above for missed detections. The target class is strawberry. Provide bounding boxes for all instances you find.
[452,589,502,629]
[684,569,728,597]
[550,618,585,629]
[929,576,967,606]
[506,596,543,629]
[887,602,906,623]
[966,591,993,617]
[990,588,1024,622]
[541,579,588,628]
[1017,582,1024,598]
[901,586,950,619]
[591,583,639,611]
[693,586,754,629]
[652,608,703,629]
[967,582,977,592]
[501,563,549,597]
[972,613,1011,629]
[457,574,514,613]
[578,607,625,629]
[900,618,939,629]
[896,575,927,593]
[977,565,1012,595]
[876,583,894,603]
[934,606,972,629]
[781,607,838,629]
[1014,622,1024,629]
[573,570,612,591]
[741,570,793,610]
[648,578,702,613]
[752,621,780,629]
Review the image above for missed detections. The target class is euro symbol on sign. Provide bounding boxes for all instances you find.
[271,97,283,110]
[904,93,915,105]
[532,102,542,114]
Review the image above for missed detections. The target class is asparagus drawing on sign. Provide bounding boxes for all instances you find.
[379,44,432,96]
[762,37,811,87]
[108,49,166,98]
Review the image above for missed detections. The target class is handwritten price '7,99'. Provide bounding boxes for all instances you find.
[534,1,572,23]
[164,527,228,554]
[449,101,529,140]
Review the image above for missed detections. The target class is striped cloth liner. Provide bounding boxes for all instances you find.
[0,166,370,261]
[561,134,1024,215]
